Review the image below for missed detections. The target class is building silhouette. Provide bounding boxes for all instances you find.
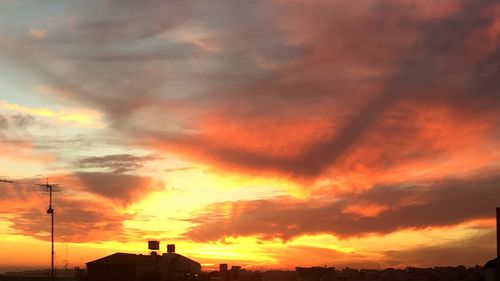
[296,267,336,281]
[86,243,201,281]
[483,208,500,281]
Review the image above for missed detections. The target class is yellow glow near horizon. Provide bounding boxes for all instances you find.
[0,99,104,128]
[0,218,495,270]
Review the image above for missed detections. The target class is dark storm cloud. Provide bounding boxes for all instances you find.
[184,174,500,242]
[75,154,158,174]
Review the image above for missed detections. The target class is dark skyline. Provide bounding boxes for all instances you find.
[0,0,499,270]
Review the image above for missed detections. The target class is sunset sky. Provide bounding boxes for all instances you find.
[0,0,499,272]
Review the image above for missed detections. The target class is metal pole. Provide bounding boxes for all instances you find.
[2,178,55,280]
[51,206,54,281]
[496,207,500,281]
[46,180,54,281]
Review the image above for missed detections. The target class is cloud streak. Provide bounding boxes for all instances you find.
[75,154,158,174]
[185,174,500,242]
[9,197,131,243]
[73,171,163,204]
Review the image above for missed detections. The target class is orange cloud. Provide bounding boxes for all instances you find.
[29,28,46,39]
[73,172,164,205]
[185,174,500,242]
[343,203,389,218]
[0,140,54,163]
[36,85,76,100]
[9,197,130,243]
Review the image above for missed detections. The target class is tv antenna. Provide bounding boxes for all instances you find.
[63,242,70,271]
[36,178,60,281]
[1,177,63,281]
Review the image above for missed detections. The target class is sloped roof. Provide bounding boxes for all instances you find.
[485,257,497,268]
[161,252,200,266]
[86,252,201,267]
[87,253,156,266]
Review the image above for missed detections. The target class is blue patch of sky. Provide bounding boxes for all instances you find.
[0,1,75,107]
[0,61,55,108]
[0,0,72,34]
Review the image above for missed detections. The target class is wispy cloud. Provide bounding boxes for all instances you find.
[29,28,46,39]
[185,174,500,242]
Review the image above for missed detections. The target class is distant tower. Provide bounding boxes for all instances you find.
[63,242,70,271]
[167,244,175,253]
[148,241,160,250]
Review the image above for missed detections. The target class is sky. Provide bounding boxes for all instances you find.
[0,0,499,272]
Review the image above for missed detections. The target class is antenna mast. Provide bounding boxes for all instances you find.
[2,177,57,281]
[63,242,69,271]
[42,178,55,281]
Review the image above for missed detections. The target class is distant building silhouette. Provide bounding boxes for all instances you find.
[296,267,335,281]
[485,258,497,281]
[219,265,228,274]
[86,243,201,281]
[0,267,84,281]
[211,264,242,281]
[483,208,500,281]
[293,266,484,281]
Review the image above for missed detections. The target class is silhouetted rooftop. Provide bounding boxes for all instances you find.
[86,252,200,267]
[87,253,155,266]
[484,257,497,268]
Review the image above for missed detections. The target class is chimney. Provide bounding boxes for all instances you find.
[148,240,160,251]
[219,263,228,273]
[167,244,175,253]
